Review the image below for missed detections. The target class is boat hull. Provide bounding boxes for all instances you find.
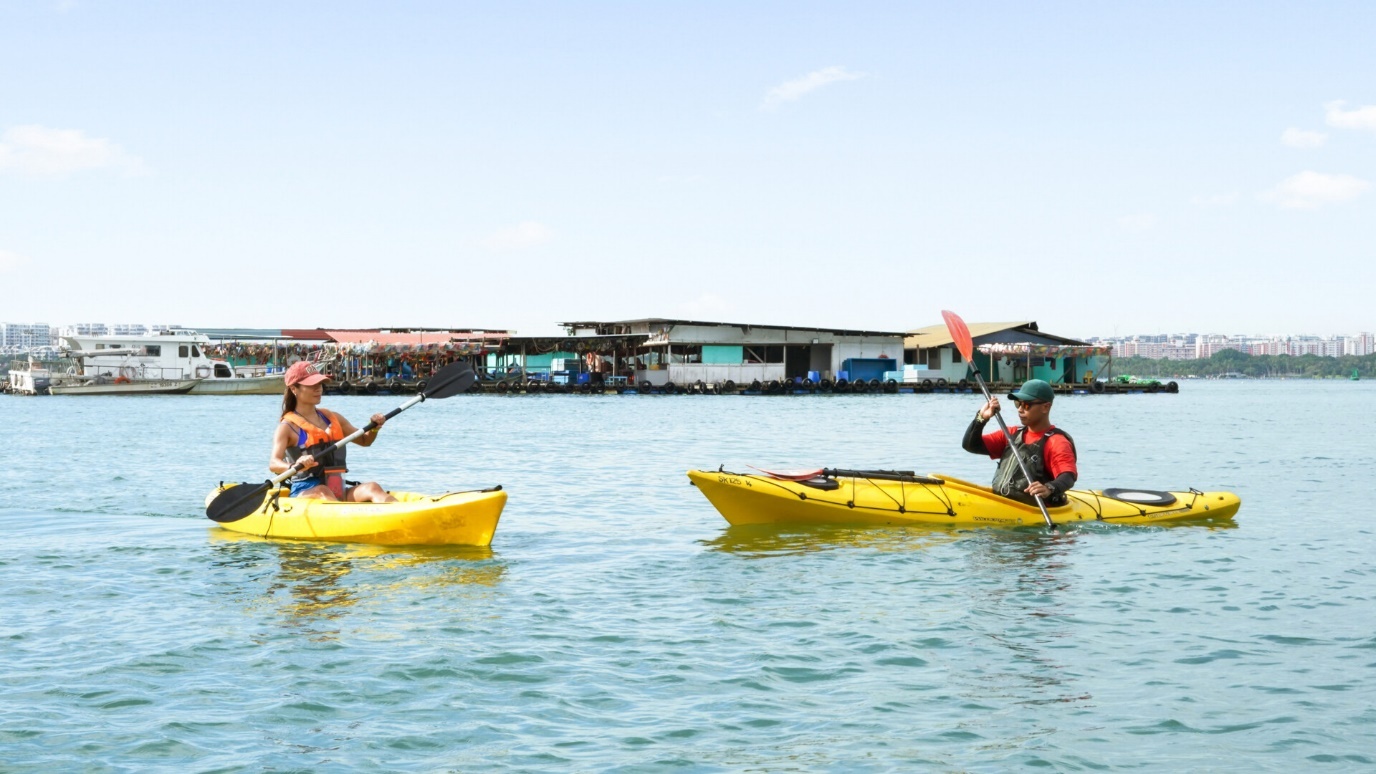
[190,374,285,395]
[687,470,1240,528]
[49,378,201,395]
[205,487,507,546]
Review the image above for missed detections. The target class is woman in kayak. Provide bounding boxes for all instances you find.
[962,378,1078,506]
[269,361,397,503]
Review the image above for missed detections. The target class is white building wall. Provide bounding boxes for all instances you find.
[658,363,786,385]
[651,323,904,378]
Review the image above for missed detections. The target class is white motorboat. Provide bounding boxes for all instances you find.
[56,329,285,396]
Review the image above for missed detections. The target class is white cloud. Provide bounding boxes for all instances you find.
[0,249,30,273]
[1281,128,1327,148]
[1259,171,1370,210]
[1189,192,1239,207]
[761,66,865,111]
[1116,213,1158,231]
[676,293,730,318]
[1324,101,1376,132]
[481,221,551,251]
[0,124,145,179]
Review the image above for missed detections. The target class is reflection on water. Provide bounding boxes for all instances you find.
[701,523,965,557]
[208,531,505,640]
[959,530,1089,712]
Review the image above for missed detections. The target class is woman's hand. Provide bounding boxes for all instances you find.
[295,454,317,471]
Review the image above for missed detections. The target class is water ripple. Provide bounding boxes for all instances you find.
[1,382,1375,769]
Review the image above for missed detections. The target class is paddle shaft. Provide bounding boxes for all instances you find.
[966,365,1056,528]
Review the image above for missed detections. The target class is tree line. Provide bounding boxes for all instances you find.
[1110,349,1375,379]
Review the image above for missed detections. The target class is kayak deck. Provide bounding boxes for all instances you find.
[205,486,507,546]
[687,469,1240,528]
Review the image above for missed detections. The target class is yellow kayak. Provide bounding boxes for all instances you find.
[204,486,507,546]
[687,468,1240,528]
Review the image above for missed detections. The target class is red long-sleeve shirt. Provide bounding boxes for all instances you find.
[981,426,1078,479]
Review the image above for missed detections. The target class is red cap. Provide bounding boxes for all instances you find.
[284,361,329,387]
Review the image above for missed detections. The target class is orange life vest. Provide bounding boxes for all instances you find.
[281,409,348,497]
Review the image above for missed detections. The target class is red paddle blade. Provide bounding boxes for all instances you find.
[941,310,975,363]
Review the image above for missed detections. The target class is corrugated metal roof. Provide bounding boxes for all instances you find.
[561,318,908,338]
[904,321,1087,348]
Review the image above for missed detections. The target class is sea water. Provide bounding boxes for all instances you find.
[1,380,1372,771]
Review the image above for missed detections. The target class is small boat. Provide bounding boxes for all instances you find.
[687,468,1241,528]
[204,486,507,546]
[49,376,201,395]
[5,356,59,395]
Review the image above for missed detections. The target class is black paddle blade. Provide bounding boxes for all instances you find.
[206,481,272,523]
[421,362,478,399]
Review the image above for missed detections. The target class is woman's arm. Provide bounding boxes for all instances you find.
[269,423,307,475]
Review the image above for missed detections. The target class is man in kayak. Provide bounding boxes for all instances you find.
[269,361,397,503]
[962,378,1078,506]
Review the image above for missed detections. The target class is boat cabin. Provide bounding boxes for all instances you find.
[60,329,240,380]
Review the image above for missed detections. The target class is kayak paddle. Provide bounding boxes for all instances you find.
[206,361,478,524]
[941,309,1056,530]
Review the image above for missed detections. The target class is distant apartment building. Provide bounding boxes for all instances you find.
[1092,331,1373,360]
[0,322,53,350]
[56,323,157,338]
[1247,339,1287,356]
[1195,335,1242,359]
[59,323,109,337]
[1345,333,1374,356]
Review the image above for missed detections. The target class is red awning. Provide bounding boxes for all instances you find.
[320,330,508,346]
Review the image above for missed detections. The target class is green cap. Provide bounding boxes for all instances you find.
[1008,378,1055,403]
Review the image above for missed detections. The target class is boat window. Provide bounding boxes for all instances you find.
[192,345,201,357]
[96,343,106,350]
[144,345,161,357]
[214,364,233,378]
[179,345,189,357]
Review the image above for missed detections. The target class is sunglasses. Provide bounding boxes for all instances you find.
[1013,399,1047,408]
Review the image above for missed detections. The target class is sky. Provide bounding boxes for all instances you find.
[1,1,1374,339]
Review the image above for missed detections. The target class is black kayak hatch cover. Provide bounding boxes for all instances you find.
[1102,488,1177,507]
